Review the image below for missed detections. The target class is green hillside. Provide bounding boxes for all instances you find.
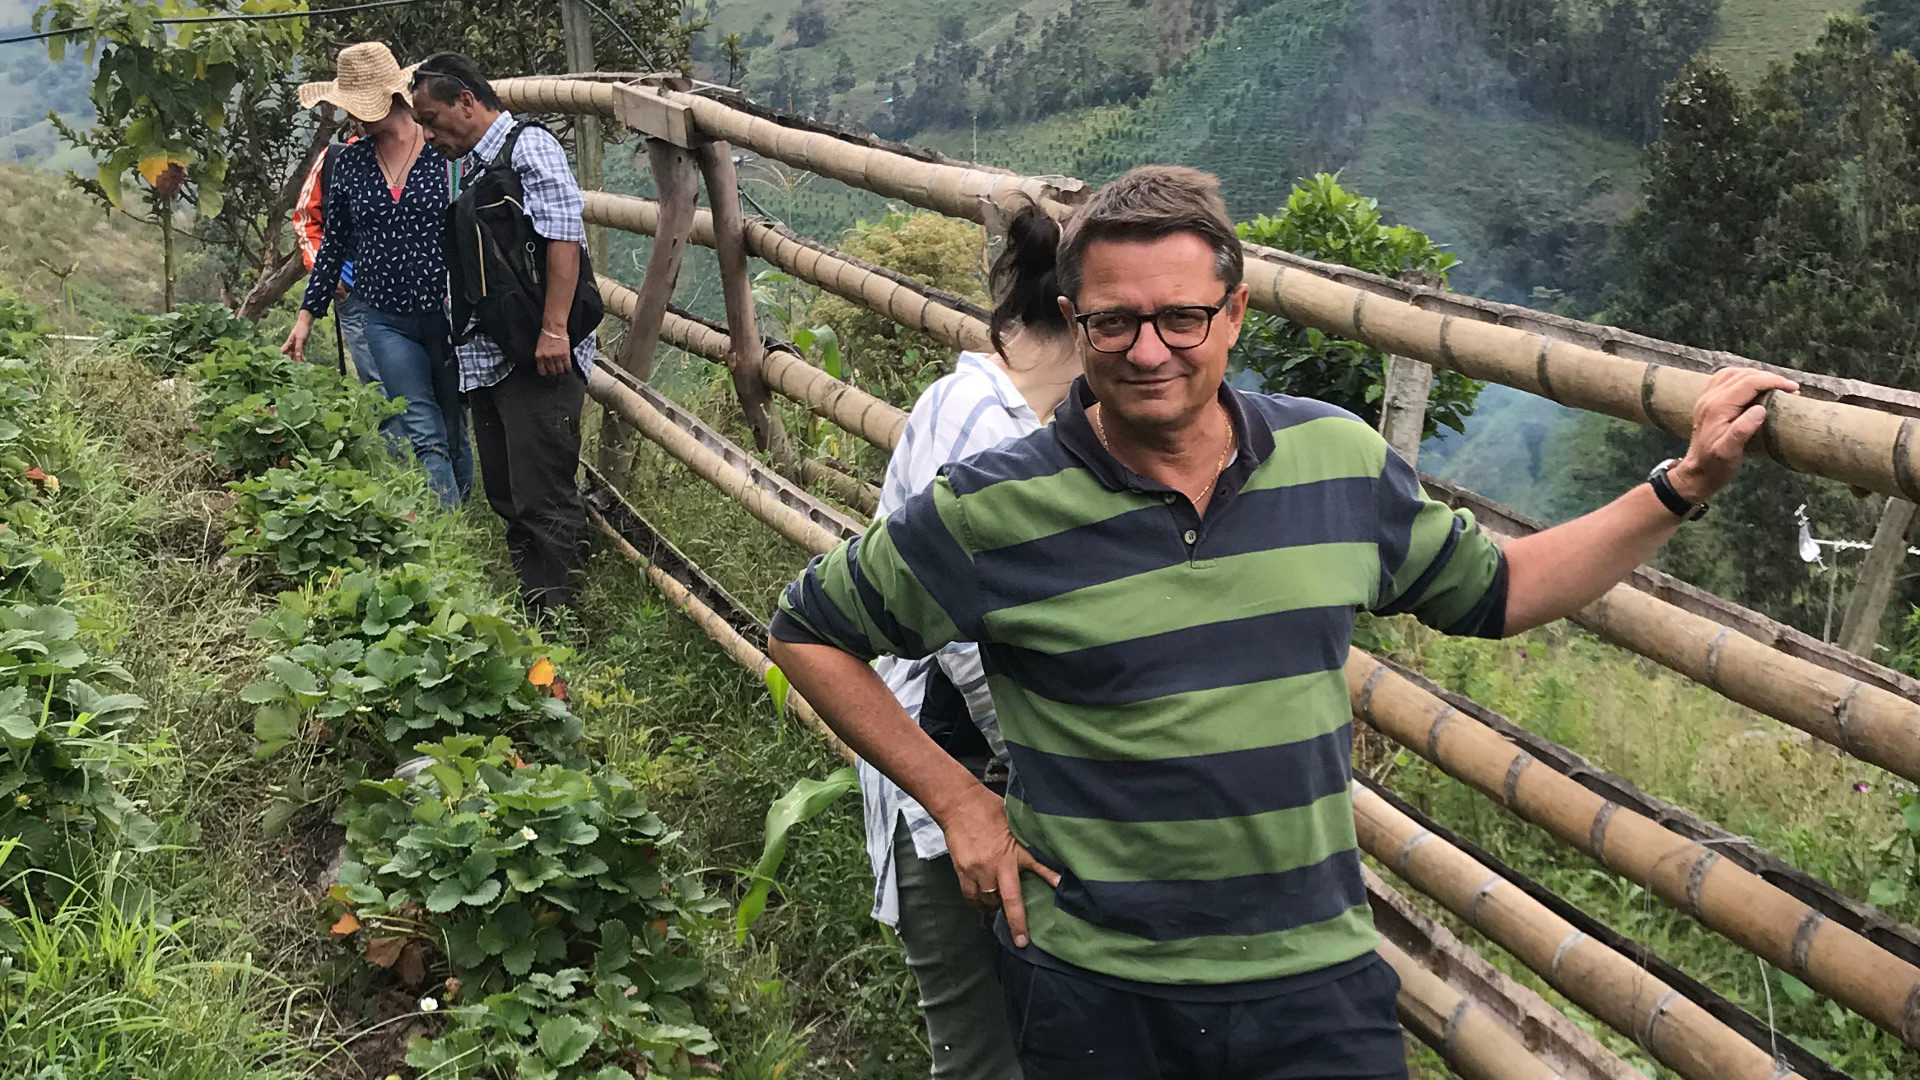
[1710,0,1863,81]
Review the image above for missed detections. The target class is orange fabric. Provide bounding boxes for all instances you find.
[292,152,328,271]
[291,135,360,271]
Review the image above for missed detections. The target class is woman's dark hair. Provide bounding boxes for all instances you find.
[410,51,503,111]
[988,200,1069,357]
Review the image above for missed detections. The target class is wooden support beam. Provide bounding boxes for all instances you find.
[596,139,700,487]
[556,0,606,273]
[696,138,790,465]
[1838,497,1919,658]
[1377,354,1431,465]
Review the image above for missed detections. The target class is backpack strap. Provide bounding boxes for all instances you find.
[486,119,547,173]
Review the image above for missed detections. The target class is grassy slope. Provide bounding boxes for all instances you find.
[0,161,162,326]
[1710,0,1863,81]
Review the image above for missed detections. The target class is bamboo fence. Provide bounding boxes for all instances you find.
[597,275,907,451]
[1350,648,1920,1047]
[492,69,1920,1068]
[1355,783,1806,1080]
[580,340,1920,1054]
[591,208,1920,784]
[501,75,1920,502]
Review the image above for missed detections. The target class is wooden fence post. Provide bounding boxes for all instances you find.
[557,0,607,274]
[1377,354,1431,466]
[1838,497,1919,658]
[696,138,791,465]
[596,138,699,487]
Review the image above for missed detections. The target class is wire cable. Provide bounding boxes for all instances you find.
[573,0,655,72]
[0,0,427,47]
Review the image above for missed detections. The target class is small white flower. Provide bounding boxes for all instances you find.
[418,996,439,1013]
[520,826,538,842]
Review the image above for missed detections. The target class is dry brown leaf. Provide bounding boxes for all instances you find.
[364,936,406,968]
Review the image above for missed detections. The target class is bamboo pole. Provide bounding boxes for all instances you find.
[1425,477,1920,782]
[584,366,845,555]
[582,190,993,355]
[1355,785,1807,1080]
[1251,262,1920,501]
[588,509,847,761]
[1348,647,1920,1047]
[597,274,908,453]
[797,458,877,518]
[1375,934,1565,1080]
[598,139,701,487]
[697,140,791,465]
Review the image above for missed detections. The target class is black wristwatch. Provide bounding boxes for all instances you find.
[1648,457,1709,521]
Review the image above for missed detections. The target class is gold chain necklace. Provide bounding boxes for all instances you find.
[378,128,421,191]
[1094,402,1235,506]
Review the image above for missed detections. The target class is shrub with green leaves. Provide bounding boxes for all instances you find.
[332,736,720,1059]
[406,967,718,1080]
[225,458,428,580]
[119,302,262,376]
[243,565,583,764]
[1233,173,1482,439]
[0,358,58,521]
[190,340,399,474]
[0,525,65,607]
[0,295,50,359]
[0,602,154,874]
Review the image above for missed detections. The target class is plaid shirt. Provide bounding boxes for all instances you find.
[450,111,596,391]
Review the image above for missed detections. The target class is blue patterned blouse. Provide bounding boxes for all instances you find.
[300,138,449,318]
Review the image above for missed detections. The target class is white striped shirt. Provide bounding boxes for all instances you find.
[864,352,1040,925]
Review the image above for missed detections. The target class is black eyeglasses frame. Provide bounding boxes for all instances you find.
[1069,290,1235,355]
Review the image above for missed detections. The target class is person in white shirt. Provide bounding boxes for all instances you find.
[865,202,1081,1079]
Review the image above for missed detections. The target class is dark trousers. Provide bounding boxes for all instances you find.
[997,947,1408,1080]
[469,361,588,612]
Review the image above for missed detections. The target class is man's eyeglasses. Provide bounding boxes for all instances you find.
[1071,292,1233,354]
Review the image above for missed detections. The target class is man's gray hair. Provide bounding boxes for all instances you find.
[1056,166,1244,304]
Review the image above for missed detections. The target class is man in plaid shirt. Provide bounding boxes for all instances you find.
[411,52,593,618]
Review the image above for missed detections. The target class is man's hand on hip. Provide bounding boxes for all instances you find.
[534,327,571,377]
[937,782,1062,949]
[1666,366,1800,502]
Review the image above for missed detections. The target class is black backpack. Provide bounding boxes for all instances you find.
[445,121,603,365]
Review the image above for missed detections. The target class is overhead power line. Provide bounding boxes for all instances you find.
[0,0,428,47]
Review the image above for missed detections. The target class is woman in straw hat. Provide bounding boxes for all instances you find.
[283,41,470,506]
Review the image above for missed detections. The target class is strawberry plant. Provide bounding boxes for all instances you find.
[190,341,398,475]
[0,526,64,607]
[118,302,261,376]
[243,565,584,764]
[405,967,719,1080]
[225,459,428,580]
[331,737,720,1025]
[0,601,155,876]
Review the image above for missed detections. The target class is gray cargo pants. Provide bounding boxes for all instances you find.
[892,819,1023,1080]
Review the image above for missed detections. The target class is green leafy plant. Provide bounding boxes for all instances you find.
[1234,173,1482,438]
[243,565,584,764]
[0,601,154,876]
[0,358,60,522]
[405,967,720,1080]
[0,525,66,608]
[225,458,428,580]
[0,296,51,359]
[190,341,399,474]
[331,737,721,1037]
[734,766,856,943]
[118,302,262,376]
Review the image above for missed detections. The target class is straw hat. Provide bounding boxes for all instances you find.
[297,42,419,123]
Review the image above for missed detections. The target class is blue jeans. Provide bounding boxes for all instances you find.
[360,306,472,507]
[335,290,374,385]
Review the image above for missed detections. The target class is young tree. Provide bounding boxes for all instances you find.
[36,0,307,313]
[1233,173,1481,439]
[1600,16,1920,633]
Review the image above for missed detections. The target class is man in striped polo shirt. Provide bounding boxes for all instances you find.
[769,166,1793,1078]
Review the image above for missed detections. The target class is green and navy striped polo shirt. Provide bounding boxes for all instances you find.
[772,377,1506,988]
